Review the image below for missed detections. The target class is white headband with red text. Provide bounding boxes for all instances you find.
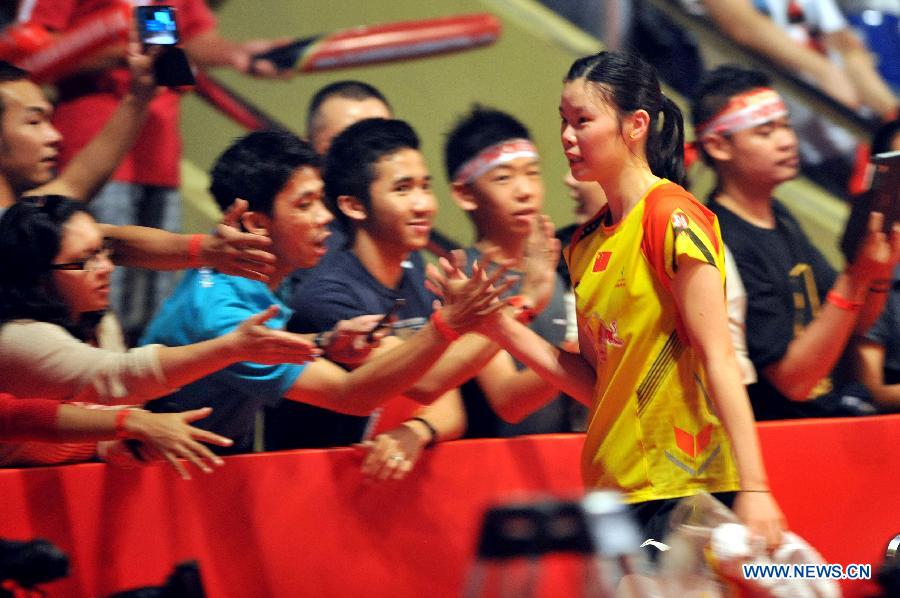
[696,88,788,138]
[452,138,539,185]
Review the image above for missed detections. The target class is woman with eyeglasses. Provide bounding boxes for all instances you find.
[0,196,320,405]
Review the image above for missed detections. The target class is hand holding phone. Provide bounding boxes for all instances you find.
[134,5,194,87]
[367,298,406,342]
[841,150,900,262]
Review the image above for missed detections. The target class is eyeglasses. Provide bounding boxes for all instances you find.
[50,238,115,272]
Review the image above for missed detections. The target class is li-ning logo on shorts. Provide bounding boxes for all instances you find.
[640,539,670,551]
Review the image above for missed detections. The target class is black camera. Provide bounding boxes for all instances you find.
[0,537,69,595]
[106,560,206,598]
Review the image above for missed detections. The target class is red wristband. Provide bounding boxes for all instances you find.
[187,234,205,268]
[430,309,461,341]
[826,290,863,311]
[507,295,537,324]
[114,409,132,439]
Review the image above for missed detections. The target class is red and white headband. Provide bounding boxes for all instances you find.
[452,138,539,185]
[696,88,788,139]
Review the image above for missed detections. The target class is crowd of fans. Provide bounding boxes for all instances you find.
[1,0,900,554]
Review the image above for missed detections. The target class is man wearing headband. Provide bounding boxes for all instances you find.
[692,65,899,420]
[445,106,585,437]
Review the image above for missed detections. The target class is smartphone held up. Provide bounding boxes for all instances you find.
[135,5,194,87]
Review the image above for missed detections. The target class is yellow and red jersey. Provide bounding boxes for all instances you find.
[566,180,739,503]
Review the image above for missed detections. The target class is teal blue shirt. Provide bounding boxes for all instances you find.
[141,268,305,452]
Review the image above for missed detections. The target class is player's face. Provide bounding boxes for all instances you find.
[0,80,61,194]
[470,155,544,236]
[564,169,607,224]
[312,96,392,155]
[721,116,799,186]
[52,212,114,317]
[366,148,436,253]
[559,80,627,186]
[269,166,333,269]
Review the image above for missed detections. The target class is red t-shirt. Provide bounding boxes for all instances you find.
[24,0,216,187]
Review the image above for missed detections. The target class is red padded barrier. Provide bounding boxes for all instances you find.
[0,416,898,597]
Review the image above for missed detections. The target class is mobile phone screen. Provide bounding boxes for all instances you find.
[136,6,178,46]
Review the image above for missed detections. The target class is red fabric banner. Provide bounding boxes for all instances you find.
[0,416,897,597]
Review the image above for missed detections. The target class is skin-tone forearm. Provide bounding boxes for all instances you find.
[672,260,784,548]
[152,306,319,391]
[154,337,243,389]
[181,30,286,77]
[182,29,244,68]
[853,339,900,410]
[826,30,899,119]
[24,41,157,202]
[765,217,900,400]
[481,312,595,406]
[99,199,276,280]
[358,389,466,480]
[53,404,121,441]
[285,323,456,415]
[763,272,867,400]
[31,94,151,202]
[857,285,890,334]
[702,0,860,108]
[477,352,561,423]
[100,224,194,269]
[402,333,501,403]
[412,390,466,442]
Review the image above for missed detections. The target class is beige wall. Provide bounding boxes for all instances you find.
[179,0,601,246]
[179,0,846,267]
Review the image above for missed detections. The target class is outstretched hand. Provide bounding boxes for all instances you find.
[230,305,321,364]
[321,314,389,365]
[203,199,276,282]
[426,248,515,334]
[519,215,562,315]
[125,407,233,480]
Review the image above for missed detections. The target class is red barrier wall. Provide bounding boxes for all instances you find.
[1,416,898,597]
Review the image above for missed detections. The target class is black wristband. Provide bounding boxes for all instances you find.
[314,331,330,350]
[409,416,438,448]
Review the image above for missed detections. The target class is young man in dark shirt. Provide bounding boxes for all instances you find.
[692,65,899,419]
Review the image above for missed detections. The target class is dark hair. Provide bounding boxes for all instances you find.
[0,195,101,340]
[0,61,29,83]
[306,80,392,141]
[444,106,533,181]
[565,51,686,185]
[0,61,31,117]
[323,118,419,232]
[209,130,319,215]
[872,118,900,156]
[690,65,772,166]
